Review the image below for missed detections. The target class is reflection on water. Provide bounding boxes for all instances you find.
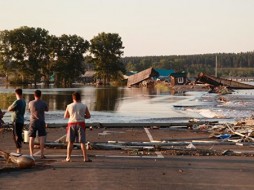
[1,86,176,123]
[94,87,123,111]
[1,85,254,124]
[0,89,74,111]
[0,86,134,112]
[0,85,174,110]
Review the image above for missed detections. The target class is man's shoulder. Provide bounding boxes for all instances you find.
[12,99,18,105]
[67,102,86,107]
[30,99,46,104]
[14,99,26,107]
[17,99,26,104]
[67,102,75,107]
[29,100,36,104]
[77,102,86,106]
[79,102,86,109]
[40,100,47,104]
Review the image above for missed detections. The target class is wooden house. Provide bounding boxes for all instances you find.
[127,67,159,87]
[82,71,96,83]
[170,72,188,86]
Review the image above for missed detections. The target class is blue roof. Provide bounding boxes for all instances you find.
[155,69,175,77]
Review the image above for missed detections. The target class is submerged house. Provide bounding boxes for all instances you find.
[123,71,138,80]
[170,72,188,85]
[127,67,159,87]
[82,71,96,83]
[155,69,175,81]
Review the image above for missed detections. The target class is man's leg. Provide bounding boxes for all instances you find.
[12,130,19,153]
[66,142,73,161]
[29,137,35,156]
[12,122,19,153]
[81,143,88,161]
[16,148,21,154]
[16,123,24,154]
[39,136,45,158]
[79,126,90,162]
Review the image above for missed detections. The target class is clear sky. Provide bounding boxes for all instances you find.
[0,0,253,57]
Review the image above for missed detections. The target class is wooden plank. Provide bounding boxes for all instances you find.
[198,73,254,89]
[46,121,218,128]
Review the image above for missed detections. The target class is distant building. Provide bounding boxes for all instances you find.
[170,72,188,85]
[123,71,138,80]
[82,71,96,83]
[155,69,175,81]
[127,67,159,87]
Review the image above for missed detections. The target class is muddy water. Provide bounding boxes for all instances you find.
[0,85,254,124]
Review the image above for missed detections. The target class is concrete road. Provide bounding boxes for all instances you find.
[1,156,254,190]
[1,127,254,190]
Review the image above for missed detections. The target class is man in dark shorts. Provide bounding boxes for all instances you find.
[64,91,91,162]
[8,88,26,154]
[28,90,48,159]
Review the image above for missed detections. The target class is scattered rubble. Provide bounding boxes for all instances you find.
[1,117,254,157]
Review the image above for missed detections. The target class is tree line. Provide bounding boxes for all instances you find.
[1,26,253,87]
[122,52,254,78]
[0,26,125,87]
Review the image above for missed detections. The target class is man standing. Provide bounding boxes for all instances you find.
[28,90,48,159]
[8,88,26,154]
[64,91,91,162]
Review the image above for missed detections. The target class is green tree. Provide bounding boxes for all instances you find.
[90,32,125,84]
[0,30,14,84]
[54,34,89,87]
[0,26,52,86]
[40,35,59,86]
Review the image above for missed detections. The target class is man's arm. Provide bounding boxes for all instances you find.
[85,107,91,119]
[7,102,16,112]
[27,102,31,112]
[64,108,70,119]
[45,104,49,112]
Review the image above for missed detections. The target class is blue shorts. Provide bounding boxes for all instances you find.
[66,124,86,143]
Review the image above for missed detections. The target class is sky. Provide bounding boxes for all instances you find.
[0,0,254,57]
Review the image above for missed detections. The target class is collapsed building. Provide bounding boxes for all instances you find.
[127,67,159,87]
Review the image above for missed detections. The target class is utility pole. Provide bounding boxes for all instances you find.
[215,55,218,77]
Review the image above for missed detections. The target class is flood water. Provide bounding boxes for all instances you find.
[1,84,254,124]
